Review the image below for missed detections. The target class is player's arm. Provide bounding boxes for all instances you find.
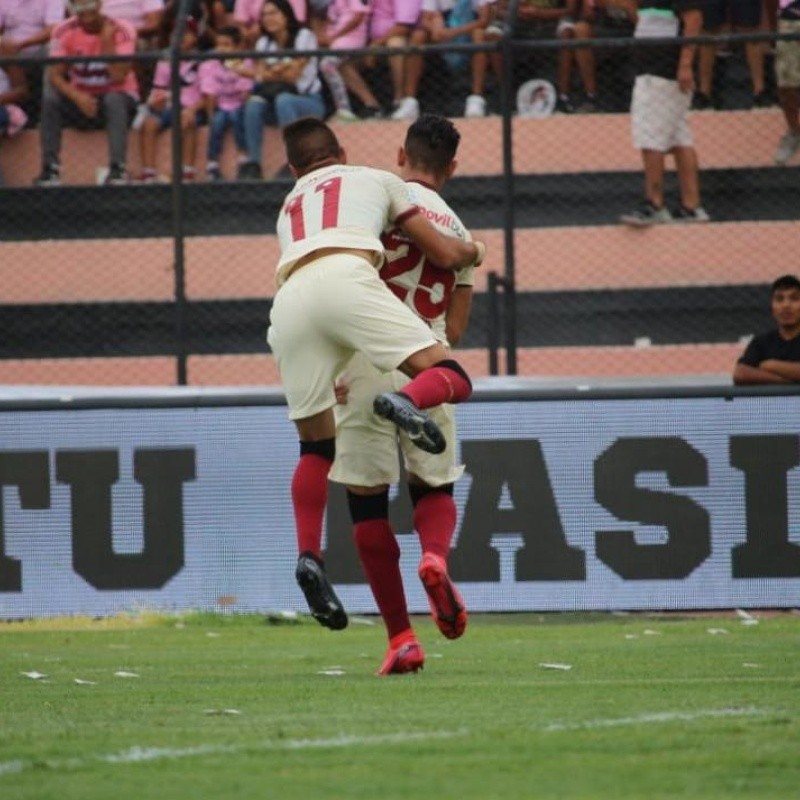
[446,285,473,346]
[732,362,789,385]
[399,213,485,271]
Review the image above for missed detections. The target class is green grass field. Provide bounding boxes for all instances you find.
[1,611,798,799]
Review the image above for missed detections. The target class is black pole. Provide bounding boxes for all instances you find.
[498,7,518,375]
[170,0,192,385]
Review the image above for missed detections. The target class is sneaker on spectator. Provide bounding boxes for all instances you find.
[131,103,149,131]
[576,94,598,113]
[182,165,196,182]
[691,92,712,110]
[774,131,800,165]
[104,163,128,186]
[332,108,358,122]
[34,163,61,186]
[207,163,223,181]
[619,201,672,227]
[672,204,710,223]
[391,96,420,121]
[237,161,263,180]
[376,631,425,676]
[752,91,773,109]
[355,105,383,120]
[464,94,487,118]
[556,93,576,114]
[137,168,159,184]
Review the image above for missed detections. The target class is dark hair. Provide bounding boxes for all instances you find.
[156,5,199,48]
[403,114,460,178]
[771,274,800,295]
[216,24,241,43]
[260,0,301,47]
[283,117,341,172]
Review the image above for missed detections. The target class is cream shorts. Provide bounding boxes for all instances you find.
[329,351,465,488]
[267,253,439,421]
[631,74,693,152]
[776,21,800,89]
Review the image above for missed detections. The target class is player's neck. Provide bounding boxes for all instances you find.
[402,171,442,192]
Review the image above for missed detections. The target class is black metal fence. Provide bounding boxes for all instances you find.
[1,19,798,386]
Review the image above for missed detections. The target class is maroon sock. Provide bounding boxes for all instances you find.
[291,453,332,558]
[402,364,472,409]
[414,491,457,560]
[354,519,411,640]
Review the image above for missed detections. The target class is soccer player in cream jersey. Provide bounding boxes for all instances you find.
[330,115,473,675]
[267,118,486,638]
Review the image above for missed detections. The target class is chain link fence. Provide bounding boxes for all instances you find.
[1,21,798,387]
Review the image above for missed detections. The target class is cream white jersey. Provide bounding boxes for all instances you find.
[379,180,475,343]
[275,163,420,287]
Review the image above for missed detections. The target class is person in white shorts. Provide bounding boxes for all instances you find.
[329,114,472,675]
[267,117,486,638]
[619,0,709,227]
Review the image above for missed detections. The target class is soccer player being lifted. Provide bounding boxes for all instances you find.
[330,114,474,674]
[267,118,486,639]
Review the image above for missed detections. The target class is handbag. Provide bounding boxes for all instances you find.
[252,80,297,100]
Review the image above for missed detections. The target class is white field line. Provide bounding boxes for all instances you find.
[0,729,464,777]
[0,707,770,778]
[543,706,765,732]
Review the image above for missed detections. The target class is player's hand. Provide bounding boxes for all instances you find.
[472,240,487,267]
[334,380,350,405]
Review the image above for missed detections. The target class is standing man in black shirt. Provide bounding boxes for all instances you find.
[620,0,709,226]
[734,274,800,385]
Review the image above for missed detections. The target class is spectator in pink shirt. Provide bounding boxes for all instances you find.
[366,0,423,114]
[318,0,374,120]
[35,0,138,186]
[102,0,164,42]
[136,15,205,181]
[0,0,65,125]
[234,0,309,44]
[0,59,29,151]
[199,24,253,179]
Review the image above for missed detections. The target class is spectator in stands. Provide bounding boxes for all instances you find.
[317,0,373,121]
[136,15,204,181]
[392,0,498,120]
[694,0,769,109]
[619,0,709,225]
[200,24,253,179]
[191,0,236,48]
[103,0,165,109]
[773,0,800,164]
[35,0,139,186]
[733,274,800,384]
[360,0,424,116]
[235,0,310,45]
[0,0,66,124]
[102,0,164,43]
[485,0,597,115]
[237,0,325,179]
[0,58,29,138]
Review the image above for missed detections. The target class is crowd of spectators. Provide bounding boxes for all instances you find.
[0,0,794,186]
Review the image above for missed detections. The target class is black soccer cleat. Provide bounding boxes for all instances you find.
[373,392,446,455]
[295,554,348,630]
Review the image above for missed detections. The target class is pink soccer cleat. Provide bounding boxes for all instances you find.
[376,632,425,676]
[418,552,468,640]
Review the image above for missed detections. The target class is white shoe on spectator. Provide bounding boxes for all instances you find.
[464,94,487,118]
[332,108,358,122]
[774,131,800,165]
[391,97,420,121]
[131,103,149,131]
